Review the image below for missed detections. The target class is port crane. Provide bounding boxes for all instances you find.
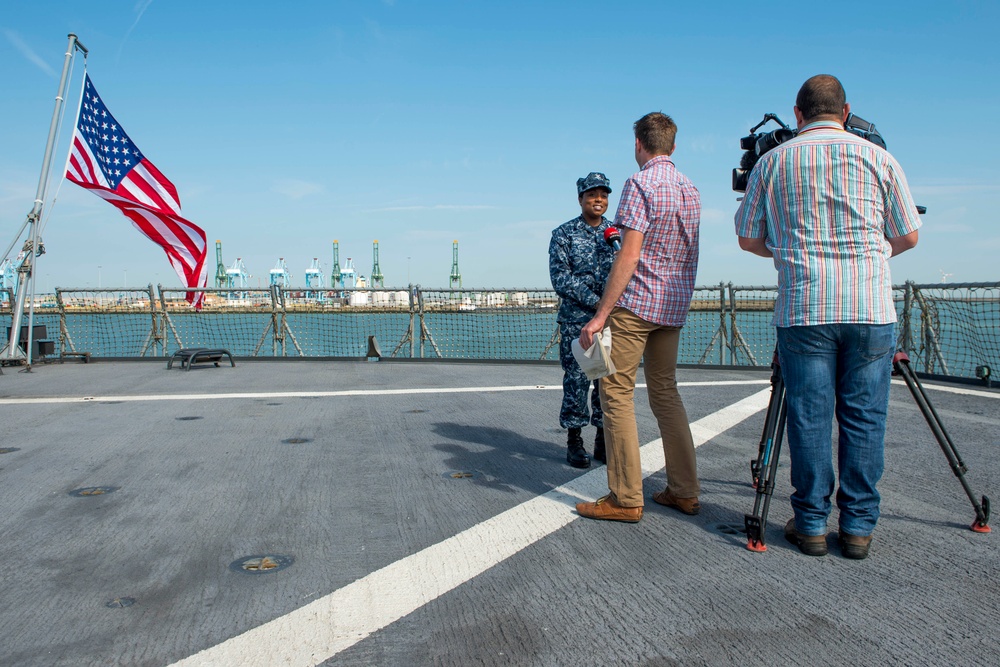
[214,240,226,288]
[450,240,462,288]
[226,258,249,289]
[269,258,291,287]
[341,258,357,289]
[304,258,325,300]
[0,258,17,295]
[331,240,342,288]
[225,257,249,298]
[371,240,385,288]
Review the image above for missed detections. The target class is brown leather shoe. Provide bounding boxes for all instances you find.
[784,519,829,557]
[838,531,873,560]
[652,489,700,515]
[576,494,643,523]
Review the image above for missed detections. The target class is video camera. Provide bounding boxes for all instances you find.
[732,112,886,192]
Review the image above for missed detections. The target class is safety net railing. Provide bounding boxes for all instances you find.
[4,281,997,382]
[893,282,999,381]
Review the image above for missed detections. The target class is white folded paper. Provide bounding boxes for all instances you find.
[571,327,617,381]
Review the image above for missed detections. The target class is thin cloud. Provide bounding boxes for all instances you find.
[699,207,729,224]
[0,178,35,207]
[363,18,387,44]
[405,230,463,240]
[366,204,497,212]
[688,134,720,154]
[129,0,156,36]
[927,223,973,233]
[272,179,324,200]
[118,0,156,61]
[911,184,1000,196]
[3,29,57,77]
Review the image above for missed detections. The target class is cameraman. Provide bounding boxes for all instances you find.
[734,75,921,559]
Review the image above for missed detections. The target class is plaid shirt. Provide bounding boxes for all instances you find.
[734,121,922,327]
[614,155,701,327]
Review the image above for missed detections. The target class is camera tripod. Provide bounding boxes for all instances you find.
[744,350,991,552]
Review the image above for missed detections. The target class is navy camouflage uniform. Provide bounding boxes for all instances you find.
[549,193,616,430]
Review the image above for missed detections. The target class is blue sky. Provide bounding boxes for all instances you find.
[3,1,998,292]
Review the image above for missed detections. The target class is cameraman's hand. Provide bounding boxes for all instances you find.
[579,315,606,351]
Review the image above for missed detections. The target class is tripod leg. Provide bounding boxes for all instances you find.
[750,352,782,488]
[746,355,786,552]
[892,352,991,533]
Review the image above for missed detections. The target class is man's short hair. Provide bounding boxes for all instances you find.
[796,74,846,122]
[634,112,676,155]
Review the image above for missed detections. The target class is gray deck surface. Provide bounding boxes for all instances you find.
[0,359,997,667]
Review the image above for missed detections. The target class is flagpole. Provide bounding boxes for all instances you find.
[1,33,87,366]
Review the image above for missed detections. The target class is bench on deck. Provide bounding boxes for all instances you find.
[60,351,91,363]
[167,348,235,370]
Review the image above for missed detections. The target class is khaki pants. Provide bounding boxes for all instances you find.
[599,307,699,507]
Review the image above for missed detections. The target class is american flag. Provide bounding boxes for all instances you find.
[65,74,208,308]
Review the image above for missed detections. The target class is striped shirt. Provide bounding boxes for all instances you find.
[734,120,922,327]
[615,155,701,327]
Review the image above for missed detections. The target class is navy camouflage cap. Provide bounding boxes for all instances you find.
[576,172,612,195]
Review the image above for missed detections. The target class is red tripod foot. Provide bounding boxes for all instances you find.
[746,539,767,552]
[971,521,991,533]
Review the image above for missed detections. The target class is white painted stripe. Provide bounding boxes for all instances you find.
[891,378,1000,399]
[0,379,771,406]
[4,377,987,407]
[169,387,773,667]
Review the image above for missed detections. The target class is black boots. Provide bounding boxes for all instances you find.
[567,427,606,468]
[566,427,591,468]
[593,427,606,463]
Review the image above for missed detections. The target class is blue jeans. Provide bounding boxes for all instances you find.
[776,323,895,537]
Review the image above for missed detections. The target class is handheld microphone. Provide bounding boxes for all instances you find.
[603,227,622,252]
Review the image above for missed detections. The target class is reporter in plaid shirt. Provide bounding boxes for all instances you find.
[576,112,702,524]
[735,75,921,559]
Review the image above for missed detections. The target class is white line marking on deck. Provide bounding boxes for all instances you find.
[890,379,1000,399]
[168,387,773,667]
[0,379,771,405]
[5,378,991,407]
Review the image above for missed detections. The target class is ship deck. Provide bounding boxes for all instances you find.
[1,358,997,666]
